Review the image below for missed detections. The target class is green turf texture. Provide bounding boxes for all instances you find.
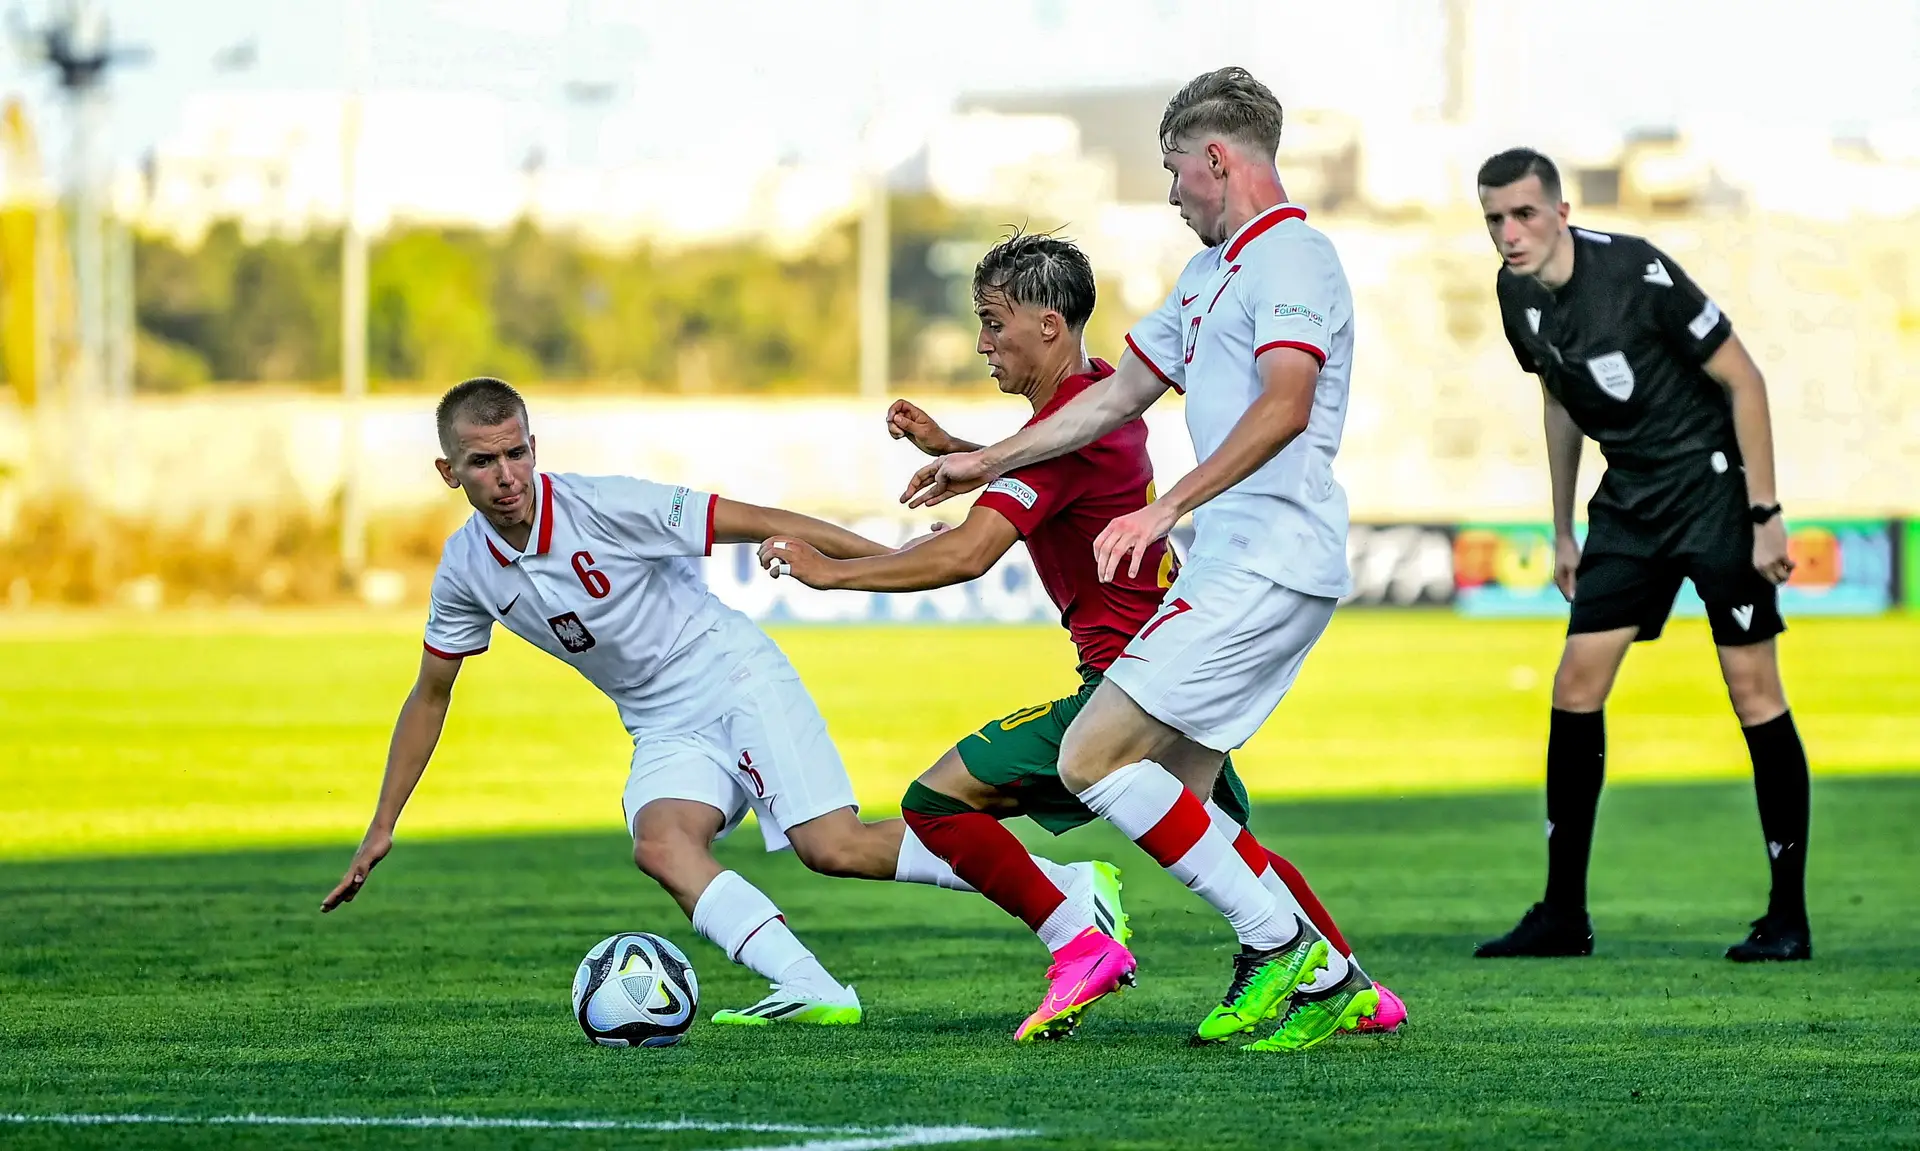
[2,614,1918,1149]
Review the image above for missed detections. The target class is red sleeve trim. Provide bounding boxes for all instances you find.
[534,473,555,555]
[423,641,488,660]
[973,492,1035,538]
[1125,334,1182,394]
[703,492,719,555]
[1255,339,1327,368]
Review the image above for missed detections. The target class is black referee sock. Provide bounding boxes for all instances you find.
[1743,710,1810,924]
[1543,708,1606,915]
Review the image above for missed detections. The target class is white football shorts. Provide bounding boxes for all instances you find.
[620,645,859,851]
[1103,554,1338,752]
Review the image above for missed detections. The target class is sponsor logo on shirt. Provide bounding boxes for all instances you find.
[666,486,691,528]
[1272,303,1325,327]
[985,476,1039,510]
[1585,351,1636,401]
[547,611,597,654]
[1688,299,1722,340]
[1642,259,1674,287]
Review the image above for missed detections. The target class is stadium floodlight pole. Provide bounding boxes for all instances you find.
[856,106,888,398]
[339,0,369,587]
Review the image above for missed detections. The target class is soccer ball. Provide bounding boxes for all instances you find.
[570,932,699,1047]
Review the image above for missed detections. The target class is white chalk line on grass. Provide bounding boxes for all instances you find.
[0,1112,1039,1150]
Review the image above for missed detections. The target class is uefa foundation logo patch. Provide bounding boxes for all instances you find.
[547,611,597,653]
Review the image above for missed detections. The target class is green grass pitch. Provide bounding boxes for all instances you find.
[2,612,1918,1149]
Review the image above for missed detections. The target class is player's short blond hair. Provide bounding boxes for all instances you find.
[1159,67,1284,157]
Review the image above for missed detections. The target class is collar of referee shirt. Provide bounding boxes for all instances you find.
[1222,202,1307,260]
[483,472,556,566]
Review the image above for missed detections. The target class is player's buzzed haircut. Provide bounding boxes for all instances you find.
[1477,147,1564,203]
[1159,66,1285,157]
[436,376,529,455]
[972,230,1097,332]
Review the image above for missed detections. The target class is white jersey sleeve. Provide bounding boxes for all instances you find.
[423,558,493,659]
[574,473,717,559]
[1123,279,1189,393]
[1245,243,1345,368]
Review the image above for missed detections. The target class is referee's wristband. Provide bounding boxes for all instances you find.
[1749,503,1783,525]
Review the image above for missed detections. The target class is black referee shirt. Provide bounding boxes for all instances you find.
[1497,227,1737,474]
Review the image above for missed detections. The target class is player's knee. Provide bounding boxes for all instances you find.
[791,836,865,879]
[1551,657,1613,711]
[631,827,701,882]
[1724,667,1786,726]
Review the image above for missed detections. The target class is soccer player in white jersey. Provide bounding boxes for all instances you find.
[320,377,1123,1026]
[904,67,1375,1051]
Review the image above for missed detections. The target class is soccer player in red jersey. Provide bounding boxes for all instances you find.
[759,231,1403,1042]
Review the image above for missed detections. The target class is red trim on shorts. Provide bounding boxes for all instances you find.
[534,474,555,555]
[1126,334,1182,394]
[704,492,719,555]
[1224,205,1307,261]
[423,641,488,660]
[1135,790,1211,867]
[1255,339,1327,367]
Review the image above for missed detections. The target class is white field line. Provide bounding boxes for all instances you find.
[0,1112,1039,1149]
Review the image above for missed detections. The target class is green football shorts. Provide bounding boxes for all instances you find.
[954,672,1252,835]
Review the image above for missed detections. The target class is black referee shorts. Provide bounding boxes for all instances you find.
[1568,466,1785,648]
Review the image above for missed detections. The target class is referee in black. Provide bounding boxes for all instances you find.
[1471,148,1812,962]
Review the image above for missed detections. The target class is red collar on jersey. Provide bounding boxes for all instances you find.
[484,473,555,566]
[1223,203,1307,261]
[1031,358,1115,424]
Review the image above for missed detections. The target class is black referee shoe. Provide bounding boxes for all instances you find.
[1473,902,1594,958]
[1726,914,1812,962]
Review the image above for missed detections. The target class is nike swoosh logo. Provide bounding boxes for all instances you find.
[1043,972,1096,1015]
[1180,293,1200,306]
[496,594,519,615]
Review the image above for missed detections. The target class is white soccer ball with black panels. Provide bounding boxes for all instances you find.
[571,932,699,1047]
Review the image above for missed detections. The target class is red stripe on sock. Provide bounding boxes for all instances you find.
[904,808,1066,931]
[1230,828,1266,874]
[1265,848,1351,956]
[1135,789,1211,868]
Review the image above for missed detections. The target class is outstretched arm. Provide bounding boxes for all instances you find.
[902,352,1167,508]
[758,505,1020,592]
[1091,344,1318,582]
[711,497,891,559]
[321,650,462,912]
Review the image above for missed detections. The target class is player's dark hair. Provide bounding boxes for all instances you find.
[436,376,528,455]
[1159,66,1284,157]
[972,229,1096,332]
[1477,148,1563,203]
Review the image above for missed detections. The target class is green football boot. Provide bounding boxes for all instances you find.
[1244,960,1380,1052]
[1075,860,1132,947]
[1192,918,1330,1044]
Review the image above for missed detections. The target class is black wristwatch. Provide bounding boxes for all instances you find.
[1749,503,1783,525]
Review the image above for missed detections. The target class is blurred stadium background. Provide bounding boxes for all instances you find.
[0,0,1916,838]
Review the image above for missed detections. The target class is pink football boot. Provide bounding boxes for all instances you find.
[1014,927,1137,1043]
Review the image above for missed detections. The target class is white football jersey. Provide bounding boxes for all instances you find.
[1124,203,1355,599]
[423,472,771,735]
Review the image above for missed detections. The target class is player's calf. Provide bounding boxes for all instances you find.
[784,807,910,880]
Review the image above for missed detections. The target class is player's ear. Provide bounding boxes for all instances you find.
[1040,310,1060,343]
[434,457,459,489]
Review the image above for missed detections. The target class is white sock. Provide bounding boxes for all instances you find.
[1299,949,1352,994]
[1204,800,1359,976]
[893,825,978,892]
[690,870,837,990]
[1079,760,1292,950]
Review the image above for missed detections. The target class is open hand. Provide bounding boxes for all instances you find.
[1093,500,1180,583]
[321,826,393,912]
[902,451,995,509]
